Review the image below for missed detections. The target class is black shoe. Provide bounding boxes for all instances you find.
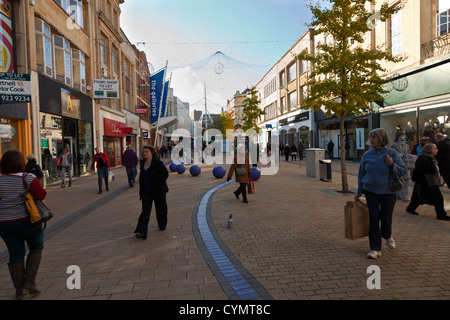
[98,190,102,194]
[233,191,239,199]
[61,184,65,188]
[69,183,72,187]
[437,215,450,221]
[135,233,147,240]
[243,199,248,203]
[406,209,419,215]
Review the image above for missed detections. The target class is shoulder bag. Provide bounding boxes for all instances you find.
[22,174,53,228]
[388,149,403,192]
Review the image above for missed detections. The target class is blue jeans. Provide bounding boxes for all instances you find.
[364,190,397,251]
[61,166,72,185]
[126,167,137,185]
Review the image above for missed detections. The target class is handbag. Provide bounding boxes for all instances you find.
[425,173,442,188]
[22,174,53,228]
[235,166,247,176]
[344,200,369,240]
[389,150,403,192]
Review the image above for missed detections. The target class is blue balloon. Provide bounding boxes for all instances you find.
[169,162,178,172]
[250,167,261,181]
[176,164,186,174]
[189,165,201,176]
[213,166,226,179]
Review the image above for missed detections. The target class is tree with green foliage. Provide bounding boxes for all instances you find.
[241,87,265,134]
[218,109,235,137]
[298,0,405,193]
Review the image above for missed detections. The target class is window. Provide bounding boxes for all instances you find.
[301,86,308,101]
[54,35,71,85]
[55,0,83,28]
[72,49,85,92]
[100,34,107,65]
[280,97,286,114]
[279,70,285,88]
[35,18,53,76]
[288,91,297,111]
[264,102,277,121]
[390,10,402,56]
[301,59,308,74]
[264,77,276,98]
[437,0,450,37]
[112,46,118,75]
[288,62,296,83]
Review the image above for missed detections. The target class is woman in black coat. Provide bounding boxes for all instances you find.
[134,145,169,239]
[406,143,450,221]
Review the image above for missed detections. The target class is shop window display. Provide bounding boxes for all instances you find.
[40,113,63,181]
[418,105,450,141]
[0,118,19,156]
[380,108,416,148]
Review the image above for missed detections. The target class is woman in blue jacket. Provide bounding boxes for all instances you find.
[355,128,407,259]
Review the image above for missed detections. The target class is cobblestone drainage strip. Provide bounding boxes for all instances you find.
[192,180,273,300]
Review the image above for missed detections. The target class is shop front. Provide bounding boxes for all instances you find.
[278,111,312,153]
[377,58,450,147]
[103,117,125,167]
[39,74,93,181]
[315,110,369,161]
[0,103,32,158]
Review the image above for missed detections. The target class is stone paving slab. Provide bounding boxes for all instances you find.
[0,158,449,301]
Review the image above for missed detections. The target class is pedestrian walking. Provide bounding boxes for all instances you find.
[290,144,297,161]
[406,143,450,221]
[59,147,73,188]
[355,128,407,259]
[391,131,410,201]
[284,144,290,161]
[227,145,251,203]
[90,147,110,194]
[298,142,304,160]
[25,154,44,180]
[122,145,138,187]
[327,140,335,160]
[435,133,450,189]
[134,145,169,239]
[0,150,47,299]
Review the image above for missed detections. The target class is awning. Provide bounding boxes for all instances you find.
[151,115,178,129]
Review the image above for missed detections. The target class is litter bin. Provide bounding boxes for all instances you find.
[319,159,332,181]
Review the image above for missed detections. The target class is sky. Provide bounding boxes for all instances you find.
[120,0,313,115]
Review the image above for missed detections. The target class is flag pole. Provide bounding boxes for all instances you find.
[154,60,168,148]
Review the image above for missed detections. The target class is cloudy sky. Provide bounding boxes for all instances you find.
[120,0,313,114]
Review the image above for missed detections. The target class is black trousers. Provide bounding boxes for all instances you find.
[235,183,247,200]
[134,192,167,234]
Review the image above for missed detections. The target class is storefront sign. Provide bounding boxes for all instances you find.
[279,112,309,126]
[143,131,149,138]
[103,118,126,137]
[61,88,81,119]
[93,79,119,99]
[136,107,147,114]
[0,73,31,102]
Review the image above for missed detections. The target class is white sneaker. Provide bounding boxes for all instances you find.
[367,250,382,259]
[386,238,396,249]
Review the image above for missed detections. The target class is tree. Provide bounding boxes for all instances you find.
[218,109,235,137]
[241,87,265,134]
[298,0,405,193]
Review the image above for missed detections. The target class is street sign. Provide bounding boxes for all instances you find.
[0,73,31,103]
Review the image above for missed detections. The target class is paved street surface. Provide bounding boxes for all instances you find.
[1,158,450,302]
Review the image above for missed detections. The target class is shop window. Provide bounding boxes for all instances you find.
[40,113,63,181]
[380,108,416,148]
[418,105,450,141]
[0,118,19,156]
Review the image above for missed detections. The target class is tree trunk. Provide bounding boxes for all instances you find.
[340,115,349,193]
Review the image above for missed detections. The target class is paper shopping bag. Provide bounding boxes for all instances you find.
[344,200,369,240]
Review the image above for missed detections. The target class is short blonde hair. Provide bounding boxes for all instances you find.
[369,128,389,147]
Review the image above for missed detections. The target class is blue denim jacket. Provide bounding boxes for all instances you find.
[357,146,407,195]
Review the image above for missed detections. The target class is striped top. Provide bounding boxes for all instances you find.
[0,173,47,223]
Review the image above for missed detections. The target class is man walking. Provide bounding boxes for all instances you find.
[122,145,138,187]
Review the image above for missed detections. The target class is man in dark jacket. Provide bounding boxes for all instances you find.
[122,145,139,187]
[435,133,450,189]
